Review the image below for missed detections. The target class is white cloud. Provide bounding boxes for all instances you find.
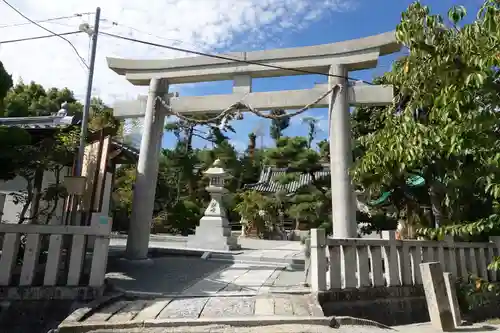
[0,0,353,142]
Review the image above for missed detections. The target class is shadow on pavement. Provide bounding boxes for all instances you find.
[105,255,232,294]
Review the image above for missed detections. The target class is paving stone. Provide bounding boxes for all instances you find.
[232,268,276,292]
[272,269,306,290]
[183,265,250,294]
[221,283,243,292]
[291,296,312,316]
[133,299,172,321]
[85,301,129,322]
[273,296,294,316]
[157,297,209,319]
[200,296,255,318]
[107,300,148,323]
[260,269,282,293]
[254,296,275,316]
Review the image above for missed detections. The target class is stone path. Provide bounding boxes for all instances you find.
[105,256,307,296]
[60,237,316,332]
[109,235,305,266]
[105,255,232,295]
[179,262,308,295]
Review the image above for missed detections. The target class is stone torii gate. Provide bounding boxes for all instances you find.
[108,31,401,261]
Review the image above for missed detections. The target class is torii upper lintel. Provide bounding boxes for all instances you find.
[107,31,401,85]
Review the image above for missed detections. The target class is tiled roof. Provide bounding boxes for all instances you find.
[244,166,330,194]
[0,115,81,129]
[110,139,139,160]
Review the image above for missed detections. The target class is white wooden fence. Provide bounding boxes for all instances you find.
[0,214,111,288]
[309,228,500,292]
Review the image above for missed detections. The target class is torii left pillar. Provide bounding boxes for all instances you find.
[329,65,357,238]
[126,78,169,260]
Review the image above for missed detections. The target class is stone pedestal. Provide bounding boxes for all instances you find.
[187,215,240,251]
[186,160,240,251]
[420,262,455,331]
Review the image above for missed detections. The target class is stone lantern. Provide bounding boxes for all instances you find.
[187,159,241,251]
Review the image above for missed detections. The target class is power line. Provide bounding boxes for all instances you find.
[0,31,82,44]
[100,31,373,84]
[0,12,94,29]
[2,0,89,69]
[100,18,211,53]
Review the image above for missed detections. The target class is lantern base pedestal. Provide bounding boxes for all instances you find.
[187,216,241,251]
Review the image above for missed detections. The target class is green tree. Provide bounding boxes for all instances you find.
[234,190,279,237]
[265,136,332,232]
[0,60,13,112]
[238,132,262,188]
[301,116,319,148]
[0,74,122,225]
[352,1,500,237]
[0,127,32,181]
[269,109,290,143]
[3,81,82,117]
[89,97,122,136]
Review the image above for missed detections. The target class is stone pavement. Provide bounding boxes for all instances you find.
[105,255,307,296]
[60,239,314,332]
[109,234,305,266]
[58,293,324,332]
[105,255,232,295]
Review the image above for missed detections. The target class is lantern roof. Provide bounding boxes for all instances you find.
[204,159,229,177]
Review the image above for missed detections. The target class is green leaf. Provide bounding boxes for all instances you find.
[448,5,467,25]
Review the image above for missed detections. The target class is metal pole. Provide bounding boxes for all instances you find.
[75,7,101,176]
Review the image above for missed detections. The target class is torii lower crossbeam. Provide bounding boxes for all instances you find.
[112,84,393,119]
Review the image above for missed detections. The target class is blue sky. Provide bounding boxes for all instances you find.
[161,0,484,153]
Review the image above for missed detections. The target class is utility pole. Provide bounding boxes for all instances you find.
[70,8,101,226]
[75,7,101,176]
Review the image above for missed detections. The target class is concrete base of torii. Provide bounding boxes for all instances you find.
[187,216,241,251]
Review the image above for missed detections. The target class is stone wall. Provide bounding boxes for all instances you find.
[0,299,77,333]
[318,286,429,326]
[319,285,500,326]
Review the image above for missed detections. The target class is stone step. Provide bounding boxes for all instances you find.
[58,316,336,333]
[59,294,324,333]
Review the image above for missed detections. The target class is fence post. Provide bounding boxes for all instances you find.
[382,230,400,286]
[489,236,500,281]
[303,238,311,285]
[310,228,327,292]
[444,235,458,277]
[89,214,112,287]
